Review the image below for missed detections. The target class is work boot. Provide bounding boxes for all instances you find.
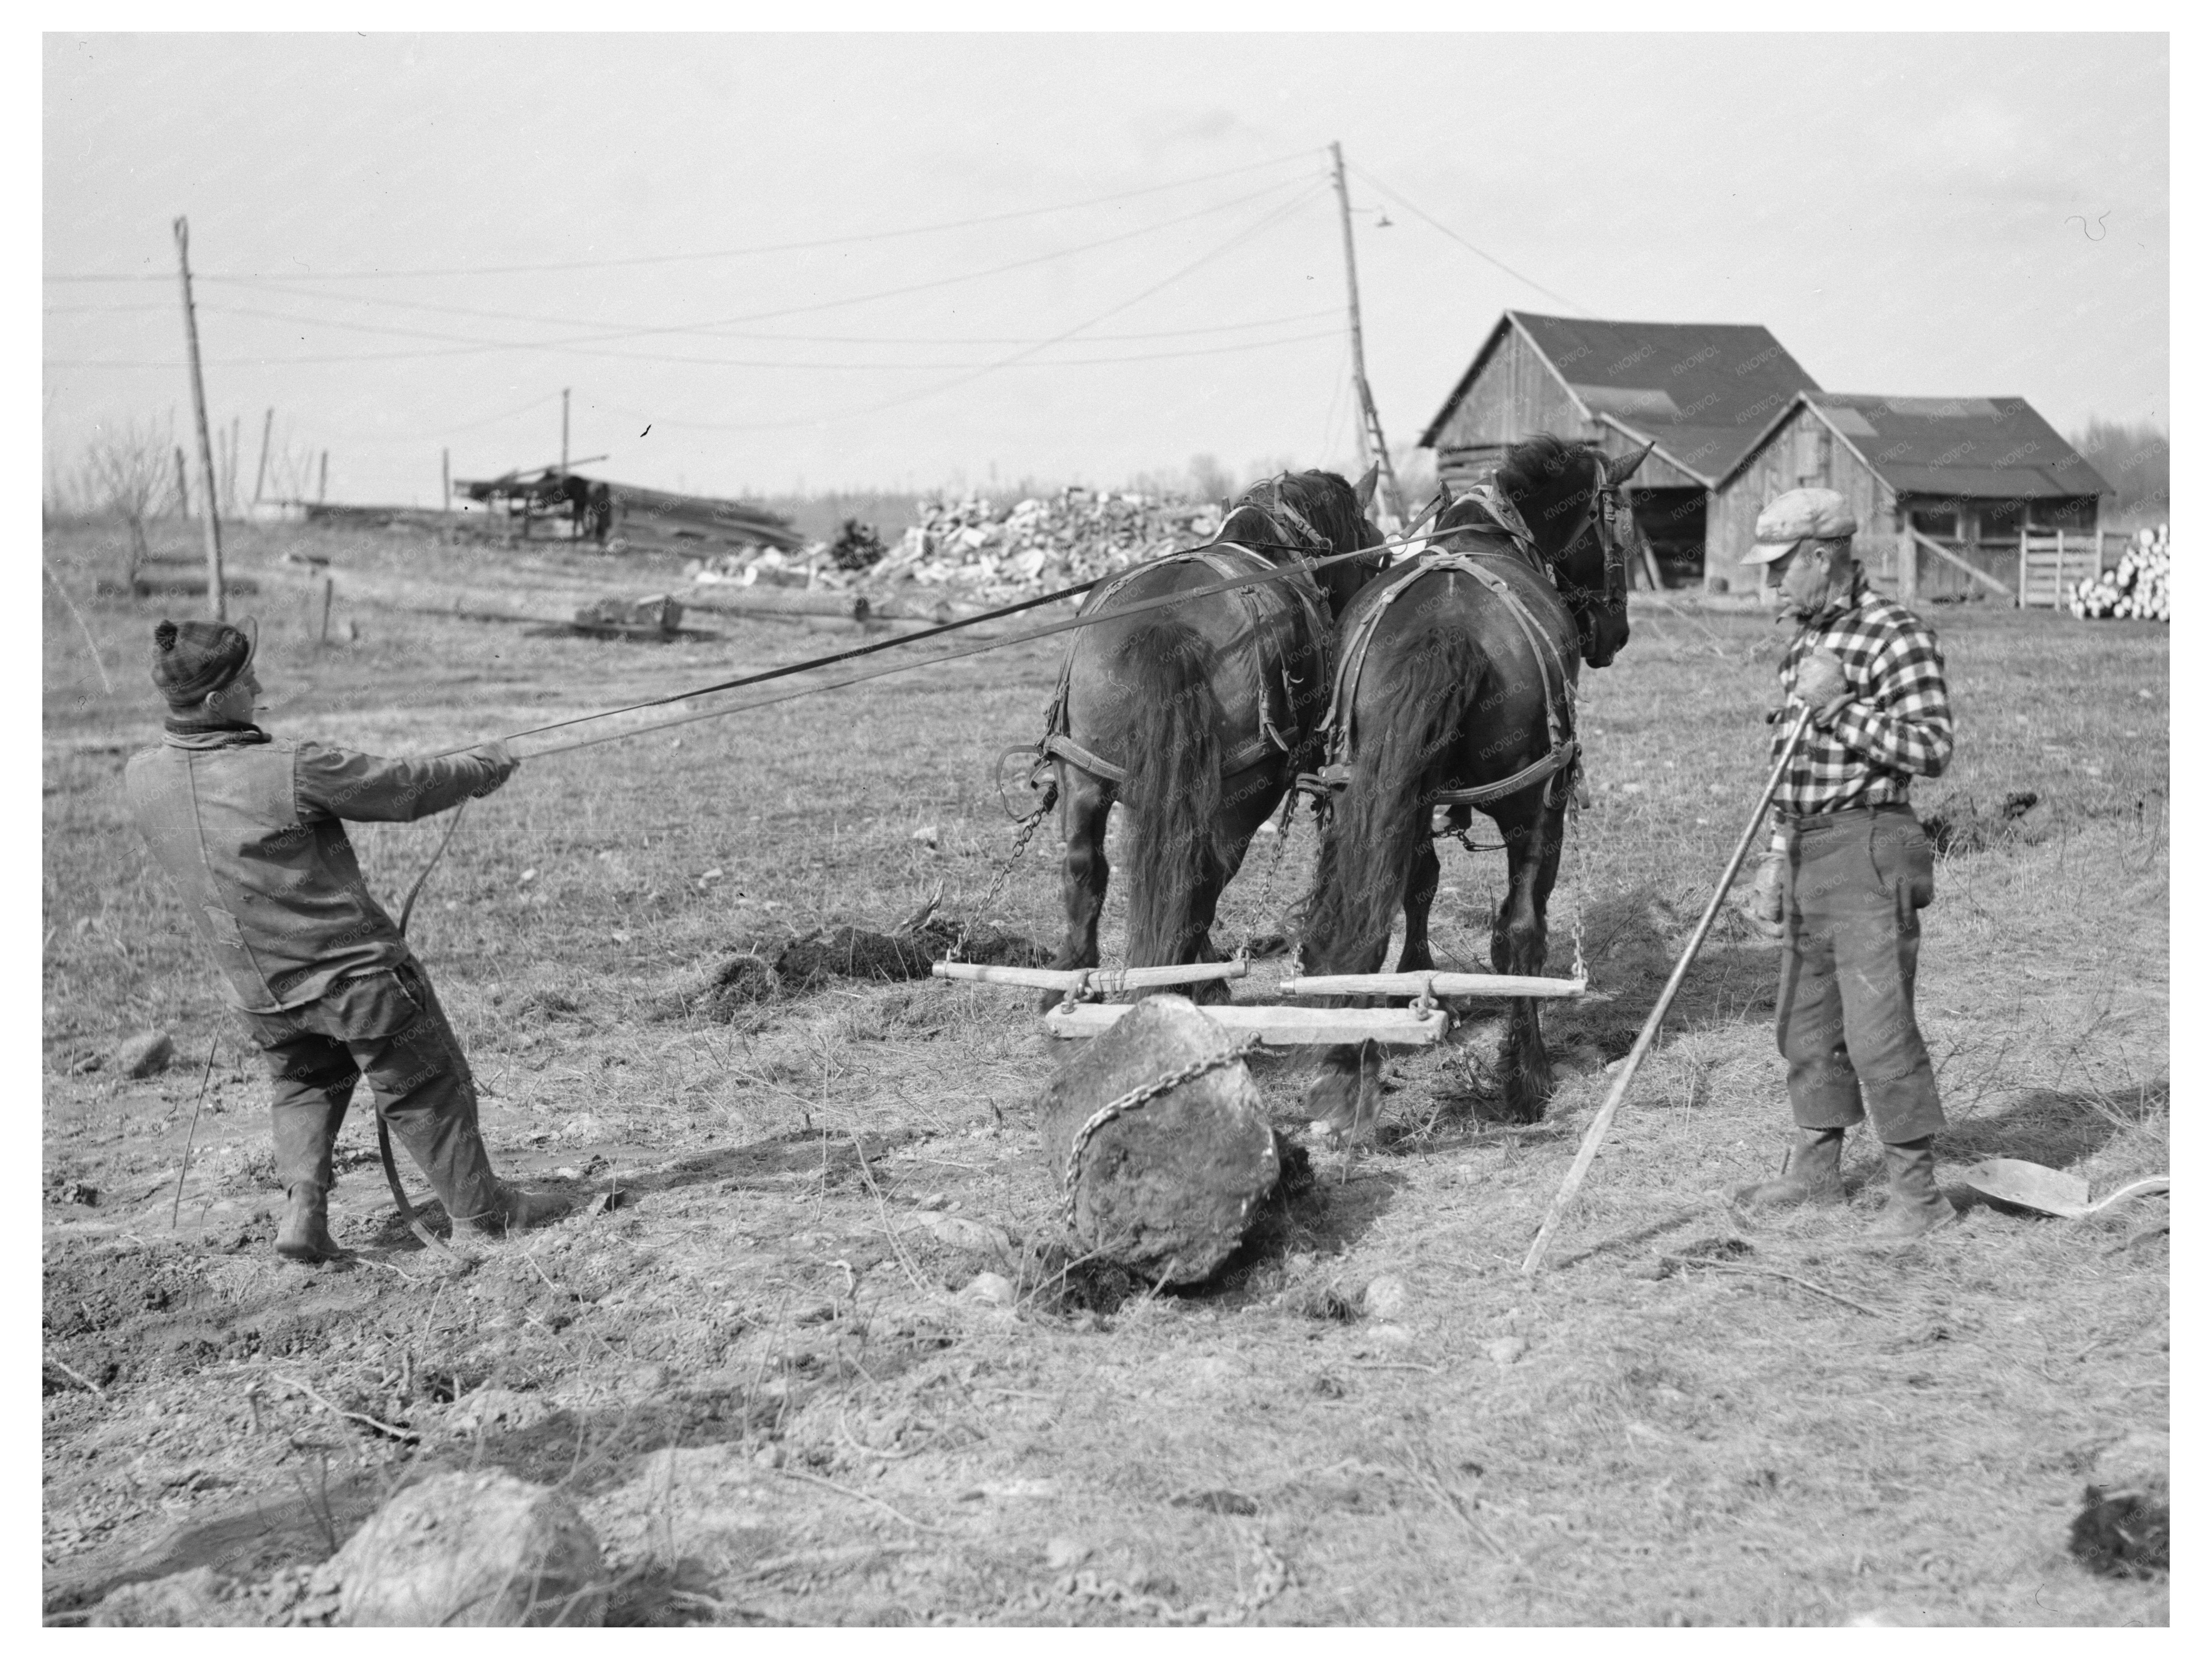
[1731,1128,1847,1209]
[458,1181,571,1238]
[1859,1137,1959,1244]
[275,1182,344,1263]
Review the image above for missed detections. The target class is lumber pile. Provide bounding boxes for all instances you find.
[2070,525,2170,622]
[875,488,1221,603]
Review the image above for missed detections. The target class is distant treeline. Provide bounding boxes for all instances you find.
[2069,418,2168,523]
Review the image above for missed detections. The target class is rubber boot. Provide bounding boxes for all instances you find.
[271,1098,348,1262]
[1859,1136,1959,1244]
[276,1183,344,1262]
[1731,1127,1846,1209]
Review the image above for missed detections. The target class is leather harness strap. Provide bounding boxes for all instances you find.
[1304,490,1584,812]
[1042,534,1336,787]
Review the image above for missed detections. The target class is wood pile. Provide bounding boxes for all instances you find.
[873,488,1220,603]
[2070,525,2170,622]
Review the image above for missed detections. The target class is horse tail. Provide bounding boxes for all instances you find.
[1116,619,1226,966]
[1303,624,1483,969]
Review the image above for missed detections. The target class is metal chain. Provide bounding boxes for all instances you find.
[947,781,1058,963]
[1062,1032,1267,1231]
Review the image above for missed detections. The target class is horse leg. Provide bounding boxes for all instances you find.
[1394,833,1442,976]
[1040,765,1114,1014]
[1491,796,1564,1121]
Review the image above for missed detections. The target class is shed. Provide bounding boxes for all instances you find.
[452,469,803,552]
[1716,393,2109,603]
[1417,310,1823,584]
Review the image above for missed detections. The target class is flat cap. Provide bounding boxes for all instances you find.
[1740,487,1858,564]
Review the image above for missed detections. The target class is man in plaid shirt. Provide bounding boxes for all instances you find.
[1732,488,1958,1242]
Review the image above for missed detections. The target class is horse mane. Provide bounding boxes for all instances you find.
[1223,469,1367,554]
[1495,435,1598,552]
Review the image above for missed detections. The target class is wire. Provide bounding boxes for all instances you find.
[188,296,1340,369]
[58,174,1313,371]
[1348,162,1591,316]
[616,184,1329,433]
[199,274,1340,345]
[42,150,1320,284]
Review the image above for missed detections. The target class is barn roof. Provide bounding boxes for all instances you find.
[1734,393,2109,499]
[1417,310,1824,486]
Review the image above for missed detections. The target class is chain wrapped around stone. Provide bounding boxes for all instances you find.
[1061,1032,1268,1232]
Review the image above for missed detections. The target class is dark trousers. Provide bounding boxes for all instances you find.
[235,960,500,1224]
[1777,804,1944,1144]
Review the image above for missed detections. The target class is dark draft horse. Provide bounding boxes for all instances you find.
[1038,468,1388,1007]
[1298,434,1652,1133]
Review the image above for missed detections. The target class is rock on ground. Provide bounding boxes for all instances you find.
[118,1029,173,1078]
[1034,994,1278,1285]
[332,1470,606,1627]
[87,1565,239,1626]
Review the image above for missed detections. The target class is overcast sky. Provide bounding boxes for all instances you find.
[43,31,2167,507]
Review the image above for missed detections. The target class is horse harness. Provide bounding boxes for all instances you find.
[1299,486,1584,814]
[1039,526,1337,789]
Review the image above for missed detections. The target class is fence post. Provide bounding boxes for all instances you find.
[2016,528,2028,609]
[1896,526,1917,605]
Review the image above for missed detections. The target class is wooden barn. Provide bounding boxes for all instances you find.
[1416,310,1824,584]
[1716,393,2110,604]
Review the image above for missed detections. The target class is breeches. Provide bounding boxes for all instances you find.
[1776,804,1943,1144]
[234,961,498,1220]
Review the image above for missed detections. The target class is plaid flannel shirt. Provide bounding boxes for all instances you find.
[1770,572,1953,816]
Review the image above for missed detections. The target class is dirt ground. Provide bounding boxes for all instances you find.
[42,517,2169,1626]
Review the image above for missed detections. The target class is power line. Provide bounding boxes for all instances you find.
[191,275,1339,346]
[50,175,1318,372]
[1347,162,1591,316]
[41,149,1321,284]
[600,184,1330,433]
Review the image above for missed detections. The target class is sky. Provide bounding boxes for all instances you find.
[43,31,2169,507]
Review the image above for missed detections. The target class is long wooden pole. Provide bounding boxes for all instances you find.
[173,217,226,620]
[252,406,273,504]
[1520,708,1816,1275]
[561,388,570,475]
[1328,141,1406,524]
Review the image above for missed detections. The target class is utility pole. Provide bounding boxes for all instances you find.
[252,406,274,504]
[318,450,328,505]
[174,446,191,520]
[560,388,570,475]
[1329,142,1407,526]
[173,216,226,620]
[441,448,451,514]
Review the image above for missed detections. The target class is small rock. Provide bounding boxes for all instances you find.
[911,825,940,848]
[1486,1336,1528,1367]
[118,1029,174,1079]
[1362,1274,1410,1320]
[752,1443,785,1468]
[333,1470,604,1627]
[960,1271,1017,1307]
[1044,1537,1091,1570]
[518,869,538,886]
[88,1565,236,1626]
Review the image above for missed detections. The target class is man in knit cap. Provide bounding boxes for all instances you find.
[125,617,561,1262]
[1733,489,1959,1242]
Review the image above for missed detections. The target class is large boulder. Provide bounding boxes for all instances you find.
[332,1470,606,1627]
[1035,994,1279,1285]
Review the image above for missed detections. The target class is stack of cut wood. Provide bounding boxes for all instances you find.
[871,488,1221,603]
[2070,525,2170,622]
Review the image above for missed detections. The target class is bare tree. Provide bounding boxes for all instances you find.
[83,416,178,585]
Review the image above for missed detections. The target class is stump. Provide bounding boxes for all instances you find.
[1035,994,1279,1285]
[333,1470,605,1627]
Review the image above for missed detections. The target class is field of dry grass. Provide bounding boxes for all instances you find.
[42,516,2168,1626]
